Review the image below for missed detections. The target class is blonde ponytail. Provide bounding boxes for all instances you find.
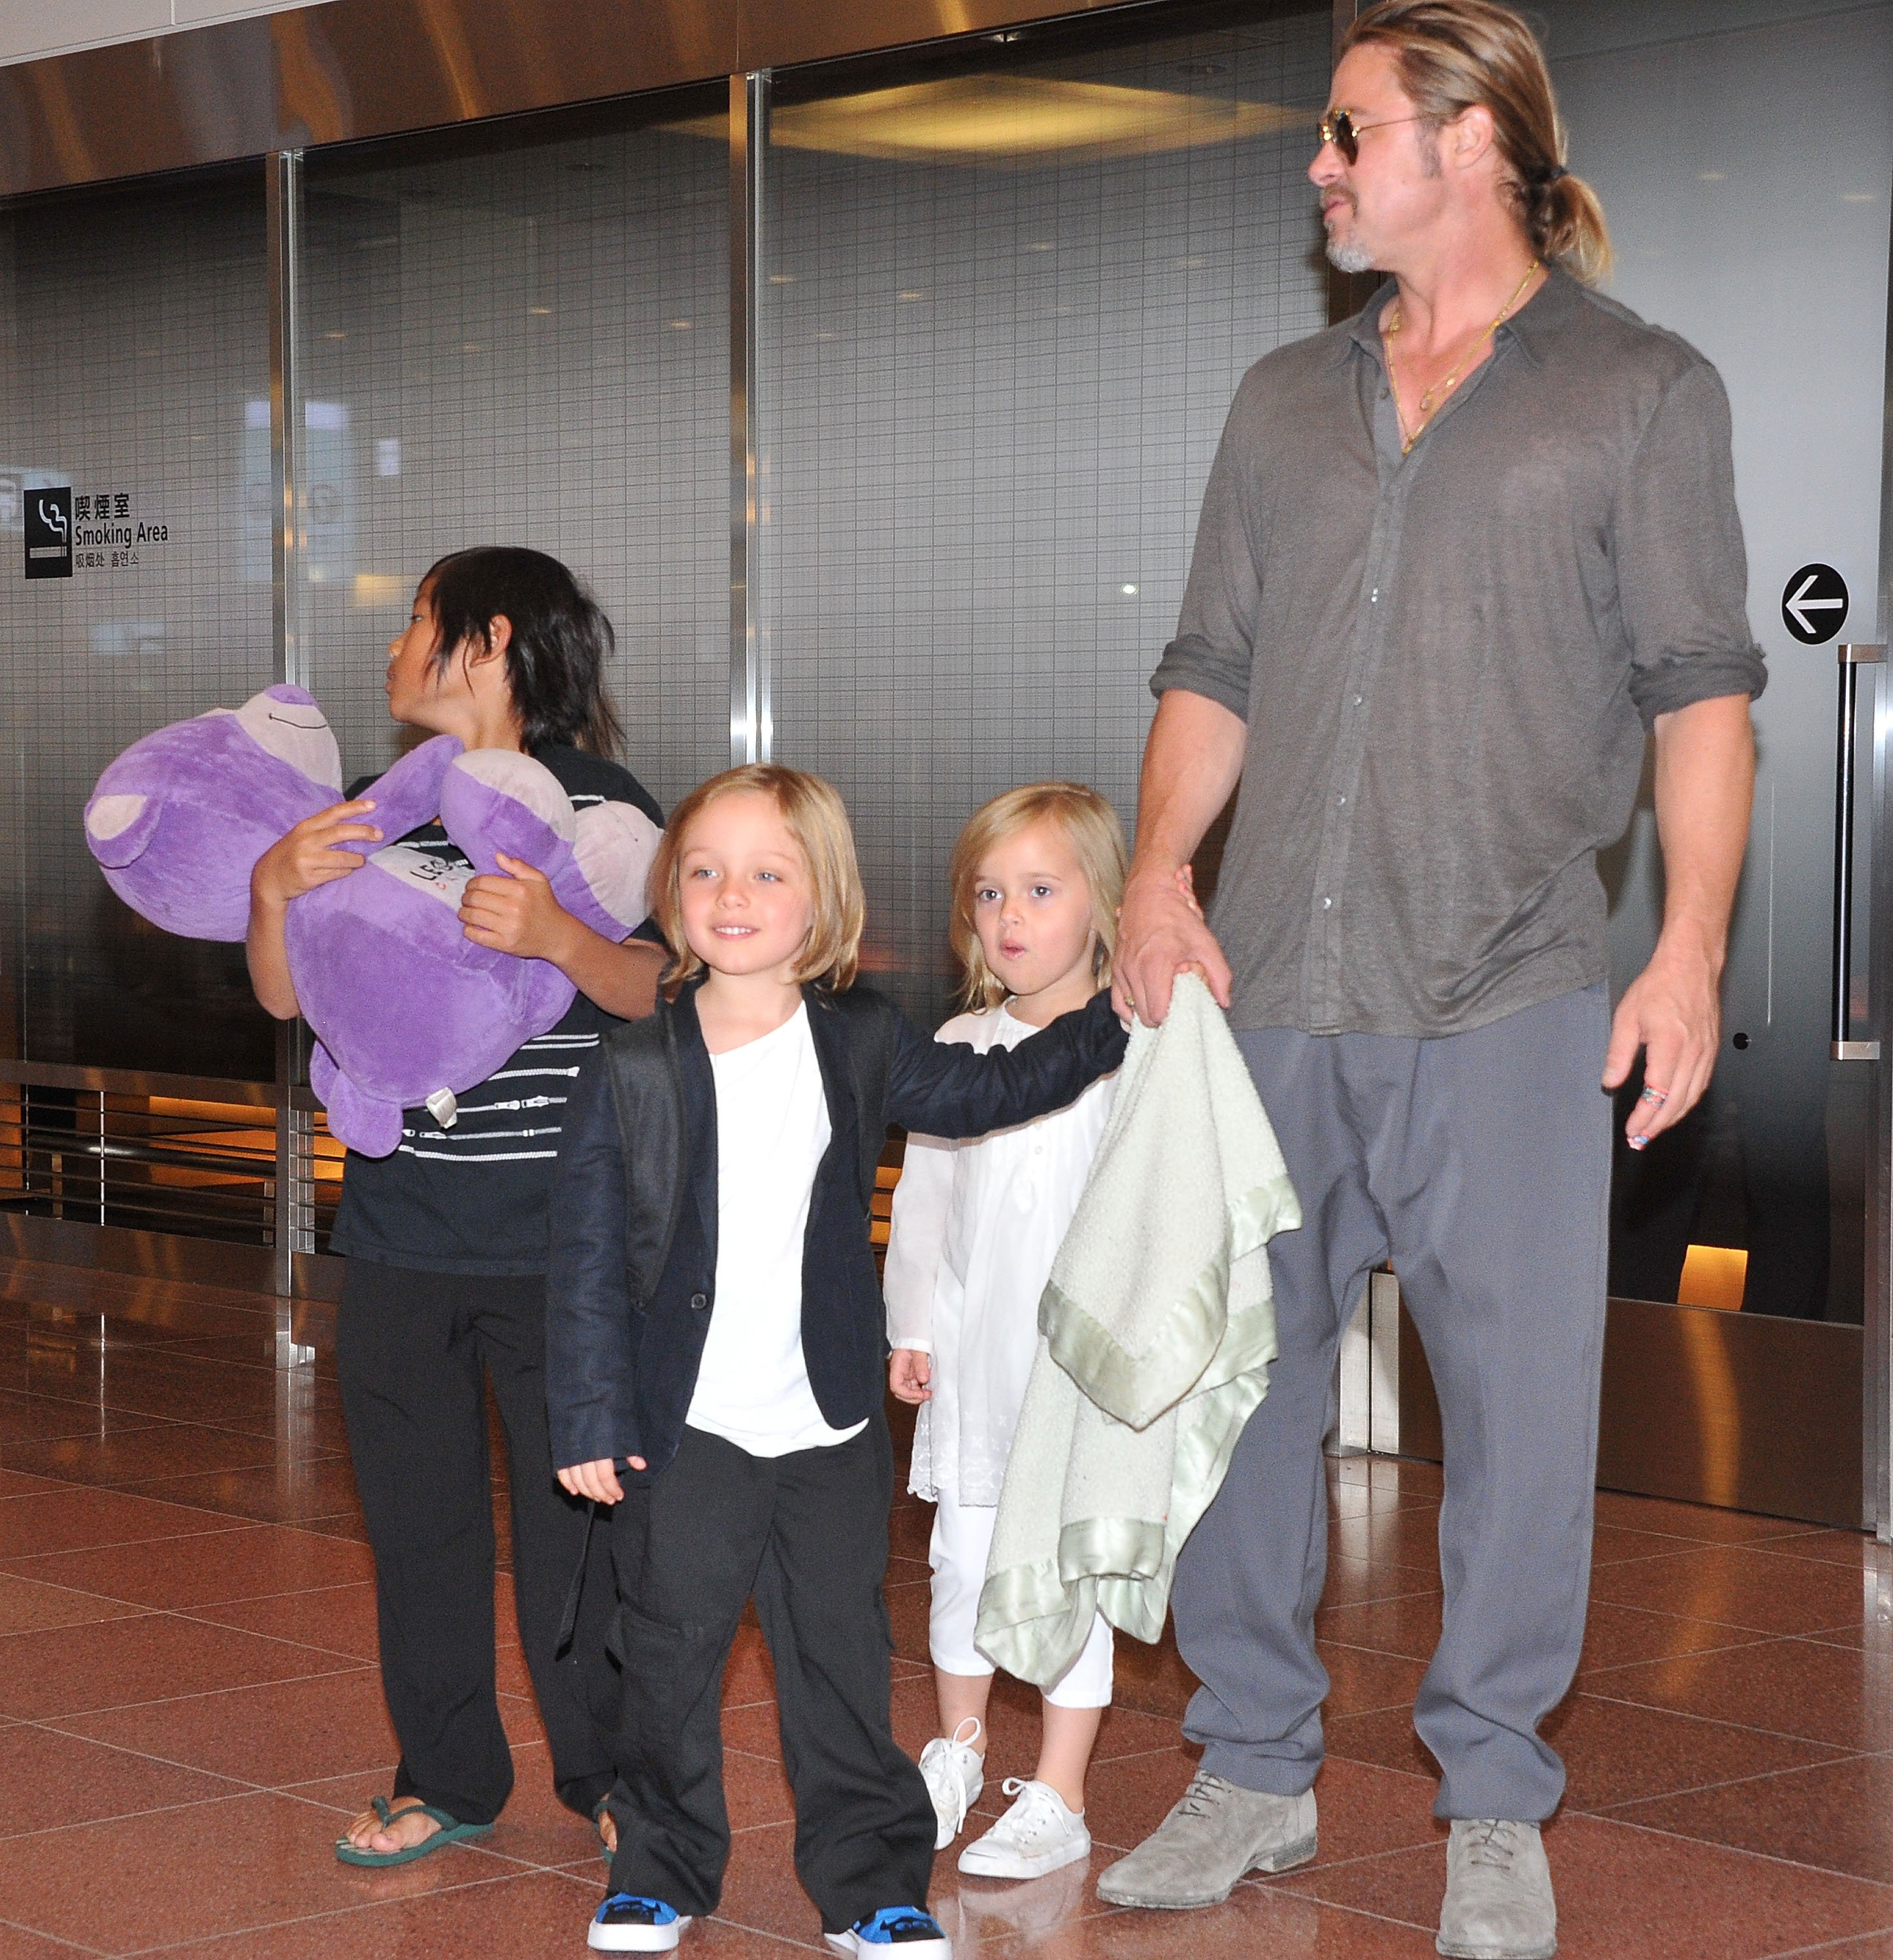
[1527,167,1611,285]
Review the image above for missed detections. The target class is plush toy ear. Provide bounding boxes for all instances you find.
[310,1040,405,1158]
[84,791,161,870]
[557,803,663,939]
[438,749,575,877]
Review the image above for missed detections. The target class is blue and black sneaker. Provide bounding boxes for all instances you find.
[823,1906,951,1958]
[588,1892,692,1953]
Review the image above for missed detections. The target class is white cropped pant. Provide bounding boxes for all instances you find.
[928,1491,1113,1709]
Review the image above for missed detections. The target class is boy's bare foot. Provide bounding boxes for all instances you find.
[340,1796,444,1858]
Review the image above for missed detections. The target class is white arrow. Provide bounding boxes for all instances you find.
[1786,572,1845,636]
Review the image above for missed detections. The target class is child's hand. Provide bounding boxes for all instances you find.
[250,800,381,907]
[889,1348,932,1405]
[1175,864,1204,919]
[559,1457,638,1503]
[461,853,578,961]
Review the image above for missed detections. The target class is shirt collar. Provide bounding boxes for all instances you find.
[1332,261,1580,371]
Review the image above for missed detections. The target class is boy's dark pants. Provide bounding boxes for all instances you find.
[605,1416,936,1931]
[338,1262,621,1825]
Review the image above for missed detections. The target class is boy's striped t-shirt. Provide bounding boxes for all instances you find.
[327,745,663,1277]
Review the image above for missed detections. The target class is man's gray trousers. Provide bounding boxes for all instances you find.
[1173,985,1611,1823]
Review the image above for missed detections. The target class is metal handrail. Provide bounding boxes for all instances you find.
[0,1059,276,1103]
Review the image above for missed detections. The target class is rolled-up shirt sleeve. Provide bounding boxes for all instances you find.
[1149,378,1264,722]
[1617,356,1768,726]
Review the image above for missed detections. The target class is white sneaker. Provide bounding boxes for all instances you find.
[918,1718,985,1850]
[957,1778,1091,1880]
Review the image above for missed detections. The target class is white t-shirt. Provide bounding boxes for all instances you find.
[685,1003,867,1458]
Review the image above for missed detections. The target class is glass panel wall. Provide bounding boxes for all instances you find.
[297,86,731,808]
[758,2,1333,1020]
[1541,0,1893,1321]
[0,168,274,1081]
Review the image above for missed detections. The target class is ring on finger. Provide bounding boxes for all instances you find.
[1638,1085,1668,1107]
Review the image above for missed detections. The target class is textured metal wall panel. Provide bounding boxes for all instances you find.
[1399,1296,1866,1529]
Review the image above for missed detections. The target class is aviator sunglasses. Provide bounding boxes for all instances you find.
[1317,108,1425,163]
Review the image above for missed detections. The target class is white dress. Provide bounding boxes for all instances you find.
[884,1003,1117,1505]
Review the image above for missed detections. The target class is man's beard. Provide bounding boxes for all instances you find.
[1320,193,1377,274]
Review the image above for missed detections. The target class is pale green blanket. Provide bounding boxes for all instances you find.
[975,973,1300,1686]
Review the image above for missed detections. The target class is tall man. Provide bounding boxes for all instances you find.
[1099,5,1762,1956]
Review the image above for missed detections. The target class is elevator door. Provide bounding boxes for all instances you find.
[1549,1,1891,1524]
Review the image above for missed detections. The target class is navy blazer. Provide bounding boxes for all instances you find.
[545,979,1127,1480]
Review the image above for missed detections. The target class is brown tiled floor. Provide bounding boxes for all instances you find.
[2,1254,1892,1956]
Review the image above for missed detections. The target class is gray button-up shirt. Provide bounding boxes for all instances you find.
[1152,266,1766,1038]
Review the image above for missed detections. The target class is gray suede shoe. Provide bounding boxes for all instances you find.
[1437,1820,1556,1959]
[1095,1773,1316,1909]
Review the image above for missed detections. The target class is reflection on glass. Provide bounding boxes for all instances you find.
[297,86,731,806]
[759,10,1334,1021]
[1544,0,1893,1323]
[0,168,274,1080]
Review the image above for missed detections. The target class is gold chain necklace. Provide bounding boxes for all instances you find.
[1383,260,1540,454]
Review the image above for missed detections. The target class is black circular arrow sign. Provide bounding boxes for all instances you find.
[1781,563,1849,645]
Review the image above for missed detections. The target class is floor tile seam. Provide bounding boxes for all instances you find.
[1571,1682,1881,1750]
[1328,1549,1447,1580]
[1319,1581,1444,1614]
[14,1381,299,1420]
[1746,1535,1885,1569]
[1577,1747,1880,1820]
[287,1517,372,1543]
[1557,1687,1868,1748]
[0,1569,362,1612]
[0,1769,272,1844]
[1772,1927,1893,1958]
[113,1865,574,1958]
[0,1514,260,1566]
[1306,1742,1441,1788]
[0,1544,382,1607]
[702,1910,828,1952]
[1568,1748,1881,1819]
[0,1450,352,1499]
[0,1910,109,1956]
[1597,1522,1826,1549]
[28,1651,370,1723]
[1579,1623,1872,1674]
[1262,1865,1443,1934]
[1315,1631,1437,1664]
[1791,1629,1893,1654]
[1588,1810,1893,1892]
[163,1605,376,1667]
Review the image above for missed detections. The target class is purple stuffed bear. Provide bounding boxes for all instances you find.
[288,740,658,1156]
[84,687,661,1158]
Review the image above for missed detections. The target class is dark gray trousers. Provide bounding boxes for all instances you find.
[1172,986,1611,1822]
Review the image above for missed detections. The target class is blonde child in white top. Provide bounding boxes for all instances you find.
[885,783,1127,1882]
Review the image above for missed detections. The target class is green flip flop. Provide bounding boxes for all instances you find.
[335,1794,495,1867]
